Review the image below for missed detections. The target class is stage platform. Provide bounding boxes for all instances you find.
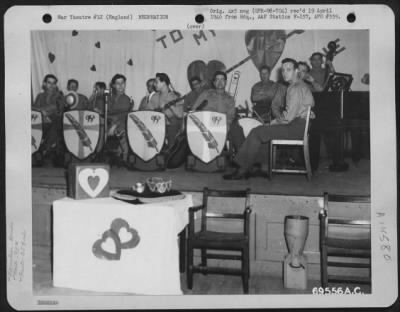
[32,157,370,196]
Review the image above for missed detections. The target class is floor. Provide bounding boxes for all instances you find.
[33,245,371,296]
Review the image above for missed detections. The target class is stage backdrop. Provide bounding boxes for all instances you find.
[31,29,369,110]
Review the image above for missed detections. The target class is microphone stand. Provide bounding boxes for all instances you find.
[104,89,110,147]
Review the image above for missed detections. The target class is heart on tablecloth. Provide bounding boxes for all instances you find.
[244,30,305,71]
[92,229,121,260]
[187,59,226,87]
[78,168,109,198]
[110,218,140,249]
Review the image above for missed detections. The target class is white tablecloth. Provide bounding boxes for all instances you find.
[52,195,193,295]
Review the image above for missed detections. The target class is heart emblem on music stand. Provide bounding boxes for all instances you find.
[110,218,140,249]
[78,168,109,198]
[92,229,121,260]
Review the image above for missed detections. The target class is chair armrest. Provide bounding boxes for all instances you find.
[189,205,205,213]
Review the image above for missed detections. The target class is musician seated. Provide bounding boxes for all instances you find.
[251,65,287,124]
[298,61,324,92]
[191,71,236,129]
[140,72,184,148]
[183,76,208,112]
[138,78,156,110]
[223,58,315,180]
[63,79,90,111]
[88,81,107,115]
[106,74,133,163]
[32,74,64,163]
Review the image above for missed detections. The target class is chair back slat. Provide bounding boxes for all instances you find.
[303,105,312,141]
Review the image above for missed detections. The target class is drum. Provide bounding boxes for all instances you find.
[237,117,263,137]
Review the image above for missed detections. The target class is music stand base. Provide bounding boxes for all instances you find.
[329,162,349,172]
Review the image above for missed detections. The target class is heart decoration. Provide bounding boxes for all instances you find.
[48,52,55,63]
[90,65,97,72]
[92,229,121,260]
[187,59,226,87]
[78,168,109,198]
[245,30,304,71]
[72,30,78,36]
[127,59,133,66]
[110,218,140,249]
[95,41,101,48]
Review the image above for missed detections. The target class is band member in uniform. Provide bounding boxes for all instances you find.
[309,52,333,91]
[107,73,132,162]
[32,74,64,161]
[88,81,107,115]
[139,78,156,110]
[64,79,90,111]
[183,76,207,112]
[140,72,184,148]
[298,61,324,92]
[251,65,287,123]
[223,58,315,180]
[191,71,236,130]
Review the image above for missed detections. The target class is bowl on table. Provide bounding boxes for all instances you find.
[146,177,172,194]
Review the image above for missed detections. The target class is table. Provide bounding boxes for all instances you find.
[52,195,193,295]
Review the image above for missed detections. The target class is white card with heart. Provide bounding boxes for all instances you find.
[68,164,110,199]
[4,3,397,311]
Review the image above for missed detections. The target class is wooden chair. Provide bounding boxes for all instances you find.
[187,188,252,293]
[319,192,371,287]
[269,106,312,180]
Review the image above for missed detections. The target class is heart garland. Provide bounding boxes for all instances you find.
[90,65,97,71]
[127,59,133,66]
[72,30,78,36]
[95,41,101,48]
[92,218,140,261]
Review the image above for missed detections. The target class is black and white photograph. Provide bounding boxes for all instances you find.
[4,4,397,310]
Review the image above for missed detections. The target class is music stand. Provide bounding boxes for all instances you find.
[324,73,353,172]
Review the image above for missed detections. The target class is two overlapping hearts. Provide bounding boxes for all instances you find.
[92,218,140,261]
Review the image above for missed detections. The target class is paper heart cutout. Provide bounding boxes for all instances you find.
[92,229,121,260]
[110,218,140,249]
[127,59,133,66]
[95,41,101,48]
[187,59,226,87]
[72,30,78,36]
[48,52,55,63]
[245,30,304,71]
[88,175,100,191]
[90,65,96,71]
[78,168,109,198]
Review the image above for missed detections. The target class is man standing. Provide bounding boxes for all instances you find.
[64,79,90,110]
[223,58,314,180]
[191,71,236,130]
[88,81,107,115]
[107,74,132,163]
[251,65,286,123]
[139,78,156,110]
[309,52,331,91]
[141,73,184,148]
[32,74,64,162]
